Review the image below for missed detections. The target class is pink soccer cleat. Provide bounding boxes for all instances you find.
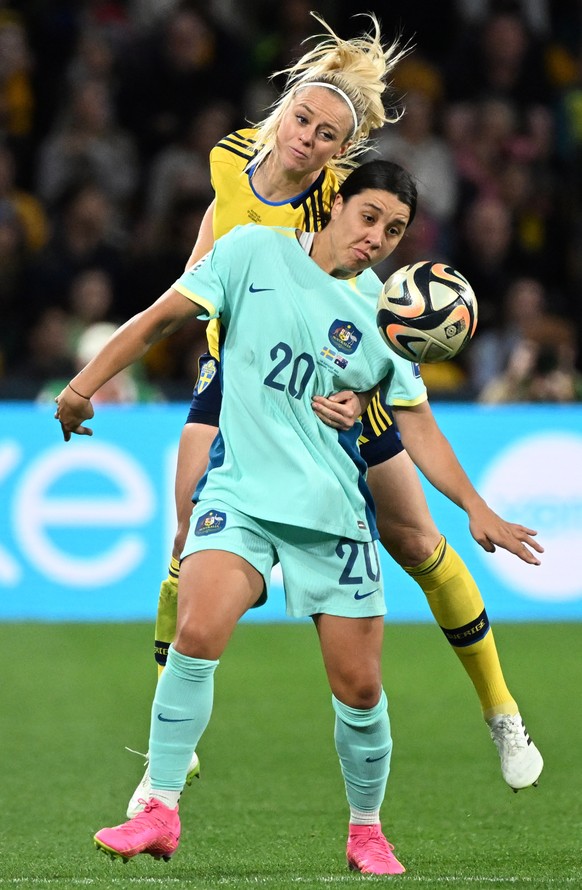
[346,823,406,875]
[94,798,180,863]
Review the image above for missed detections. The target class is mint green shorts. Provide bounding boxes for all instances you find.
[183,500,386,619]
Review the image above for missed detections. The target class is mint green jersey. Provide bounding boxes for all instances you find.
[174,225,426,542]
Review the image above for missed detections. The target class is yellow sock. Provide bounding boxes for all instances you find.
[154,556,180,677]
[404,537,518,719]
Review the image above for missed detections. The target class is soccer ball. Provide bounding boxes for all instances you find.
[377,261,478,363]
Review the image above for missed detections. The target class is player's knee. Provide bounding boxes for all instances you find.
[335,675,382,710]
[379,524,440,568]
[174,622,223,661]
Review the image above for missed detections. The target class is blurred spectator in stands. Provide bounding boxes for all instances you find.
[0,13,35,177]
[444,5,553,111]
[129,0,256,43]
[468,276,548,393]
[455,0,550,37]
[124,193,209,312]
[0,142,48,253]
[29,182,124,313]
[479,315,582,403]
[0,306,76,400]
[36,77,138,218]
[143,99,233,246]
[496,154,565,290]
[37,320,163,404]
[65,26,119,94]
[127,0,181,29]
[81,0,132,39]
[116,4,245,164]
[445,98,519,210]
[446,93,566,293]
[451,193,525,331]
[65,267,117,354]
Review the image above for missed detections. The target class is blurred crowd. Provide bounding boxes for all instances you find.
[0,0,581,403]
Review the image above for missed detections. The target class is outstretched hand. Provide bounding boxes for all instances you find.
[311,390,364,430]
[468,501,544,565]
[54,385,95,441]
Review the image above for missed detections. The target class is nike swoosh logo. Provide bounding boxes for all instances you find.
[354,588,379,600]
[157,712,193,723]
[249,283,275,293]
[366,750,391,763]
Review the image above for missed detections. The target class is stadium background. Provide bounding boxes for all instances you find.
[0,0,581,623]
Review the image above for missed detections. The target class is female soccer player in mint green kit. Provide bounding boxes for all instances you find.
[141,11,543,807]
[56,160,541,876]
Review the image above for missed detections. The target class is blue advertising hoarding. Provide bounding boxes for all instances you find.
[1,402,581,623]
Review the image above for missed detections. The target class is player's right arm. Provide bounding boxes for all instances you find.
[393,400,544,564]
[185,199,216,270]
[56,288,207,439]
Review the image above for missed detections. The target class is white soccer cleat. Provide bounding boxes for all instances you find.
[126,750,201,819]
[487,713,543,792]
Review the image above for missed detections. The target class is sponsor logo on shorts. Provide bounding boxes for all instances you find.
[328,320,362,355]
[354,588,379,600]
[195,509,227,536]
[195,358,218,394]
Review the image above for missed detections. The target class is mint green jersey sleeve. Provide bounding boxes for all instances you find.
[171,233,237,319]
[381,354,428,407]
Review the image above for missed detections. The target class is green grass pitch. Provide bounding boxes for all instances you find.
[1,621,580,889]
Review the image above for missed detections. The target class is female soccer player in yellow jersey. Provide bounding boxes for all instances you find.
[131,13,543,810]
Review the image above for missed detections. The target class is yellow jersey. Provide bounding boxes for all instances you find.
[205,128,339,357]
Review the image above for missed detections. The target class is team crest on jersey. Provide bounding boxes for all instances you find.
[412,363,421,378]
[195,509,226,536]
[195,358,218,394]
[328,320,362,355]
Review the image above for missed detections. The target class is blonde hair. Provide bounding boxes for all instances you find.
[250,13,409,183]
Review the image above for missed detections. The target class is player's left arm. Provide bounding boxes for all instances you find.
[392,400,544,565]
[55,288,206,440]
[184,199,216,270]
[312,388,377,430]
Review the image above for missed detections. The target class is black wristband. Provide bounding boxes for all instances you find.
[67,383,91,400]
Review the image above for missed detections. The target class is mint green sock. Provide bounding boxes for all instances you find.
[332,690,392,814]
[149,645,218,791]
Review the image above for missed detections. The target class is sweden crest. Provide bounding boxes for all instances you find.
[195,358,218,394]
